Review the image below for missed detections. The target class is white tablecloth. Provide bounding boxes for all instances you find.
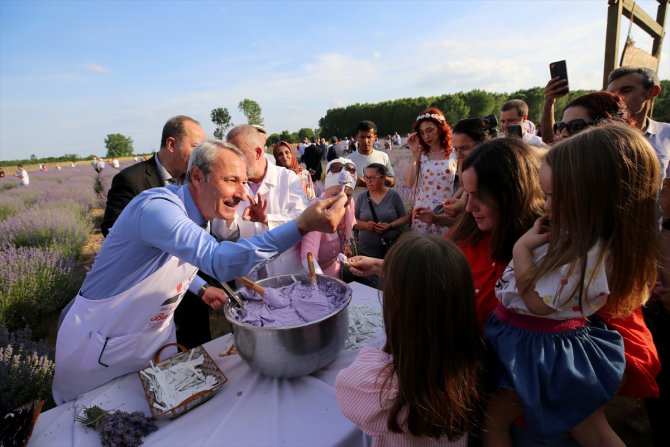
[29,282,384,447]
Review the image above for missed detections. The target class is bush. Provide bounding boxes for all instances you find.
[0,200,91,258]
[0,246,83,337]
[0,325,55,413]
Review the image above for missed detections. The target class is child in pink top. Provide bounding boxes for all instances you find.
[336,233,484,446]
[300,170,355,278]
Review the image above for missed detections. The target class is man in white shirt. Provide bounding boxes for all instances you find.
[346,120,395,199]
[499,99,547,147]
[607,66,669,181]
[607,66,669,446]
[211,124,309,280]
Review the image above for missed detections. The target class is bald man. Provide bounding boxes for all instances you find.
[211,125,309,280]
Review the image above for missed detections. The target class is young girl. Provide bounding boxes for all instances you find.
[483,123,660,446]
[336,233,484,446]
[300,164,356,278]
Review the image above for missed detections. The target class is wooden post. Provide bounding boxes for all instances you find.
[652,0,668,59]
[604,0,623,89]
[603,0,669,89]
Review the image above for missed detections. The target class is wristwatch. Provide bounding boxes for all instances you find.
[197,283,210,299]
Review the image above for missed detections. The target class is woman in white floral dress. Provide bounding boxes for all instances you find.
[405,107,458,234]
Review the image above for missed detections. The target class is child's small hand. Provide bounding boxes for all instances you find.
[347,256,383,277]
[517,216,551,249]
[414,207,435,224]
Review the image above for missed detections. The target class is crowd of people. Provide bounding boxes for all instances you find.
[49,65,668,446]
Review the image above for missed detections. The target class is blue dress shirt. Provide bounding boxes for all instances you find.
[80,185,301,299]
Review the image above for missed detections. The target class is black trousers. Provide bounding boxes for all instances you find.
[643,300,670,447]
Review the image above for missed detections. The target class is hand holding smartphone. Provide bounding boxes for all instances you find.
[508,124,523,138]
[549,60,569,94]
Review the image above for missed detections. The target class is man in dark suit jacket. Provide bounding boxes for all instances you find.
[301,136,323,182]
[101,155,163,236]
[101,115,223,348]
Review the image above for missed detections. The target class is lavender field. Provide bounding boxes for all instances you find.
[0,162,124,412]
[0,152,412,412]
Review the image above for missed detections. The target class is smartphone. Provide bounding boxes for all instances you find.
[432,204,444,214]
[549,60,569,93]
[508,124,523,138]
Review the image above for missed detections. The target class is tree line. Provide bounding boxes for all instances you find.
[3,83,668,166]
[317,80,670,138]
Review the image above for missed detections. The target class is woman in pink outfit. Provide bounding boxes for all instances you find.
[300,162,356,278]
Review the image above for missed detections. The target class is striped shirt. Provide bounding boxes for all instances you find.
[335,347,467,447]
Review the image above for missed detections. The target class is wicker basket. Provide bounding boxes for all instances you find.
[138,343,228,420]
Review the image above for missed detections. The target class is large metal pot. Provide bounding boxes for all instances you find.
[223,274,352,378]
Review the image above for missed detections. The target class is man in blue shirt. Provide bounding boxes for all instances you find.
[53,139,348,403]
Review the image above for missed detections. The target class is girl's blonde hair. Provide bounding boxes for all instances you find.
[519,123,660,316]
[381,233,483,439]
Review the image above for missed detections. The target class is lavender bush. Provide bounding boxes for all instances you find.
[0,200,92,258]
[0,325,55,413]
[0,245,83,336]
[390,154,415,214]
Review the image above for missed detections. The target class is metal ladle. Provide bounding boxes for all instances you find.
[219,281,247,318]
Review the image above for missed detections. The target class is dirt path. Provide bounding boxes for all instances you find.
[78,208,104,269]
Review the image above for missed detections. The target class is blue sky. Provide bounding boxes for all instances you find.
[1,0,668,160]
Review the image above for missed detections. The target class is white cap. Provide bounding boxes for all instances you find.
[326,157,355,173]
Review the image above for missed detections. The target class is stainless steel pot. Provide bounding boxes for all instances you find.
[223,274,352,378]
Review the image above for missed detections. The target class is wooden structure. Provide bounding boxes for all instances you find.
[603,0,668,88]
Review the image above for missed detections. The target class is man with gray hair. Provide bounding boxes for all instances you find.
[212,124,309,280]
[101,115,212,349]
[53,139,349,404]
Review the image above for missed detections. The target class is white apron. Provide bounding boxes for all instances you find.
[52,255,198,404]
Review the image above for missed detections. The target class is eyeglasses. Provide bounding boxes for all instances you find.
[553,119,592,135]
[363,175,384,181]
[329,163,356,174]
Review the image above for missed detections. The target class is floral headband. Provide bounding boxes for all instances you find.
[416,113,445,122]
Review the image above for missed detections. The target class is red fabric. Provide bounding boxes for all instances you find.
[598,306,661,398]
[494,303,587,332]
[453,235,507,333]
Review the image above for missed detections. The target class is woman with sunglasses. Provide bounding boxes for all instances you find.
[354,163,408,270]
[406,107,459,234]
[273,141,315,200]
[541,88,632,144]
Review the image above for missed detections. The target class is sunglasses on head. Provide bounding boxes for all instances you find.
[553,119,592,135]
[329,163,356,174]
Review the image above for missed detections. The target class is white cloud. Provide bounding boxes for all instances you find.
[372,51,382,59]
[82,63,111,73]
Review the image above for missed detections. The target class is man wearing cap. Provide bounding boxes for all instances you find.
[211,124,309,281]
